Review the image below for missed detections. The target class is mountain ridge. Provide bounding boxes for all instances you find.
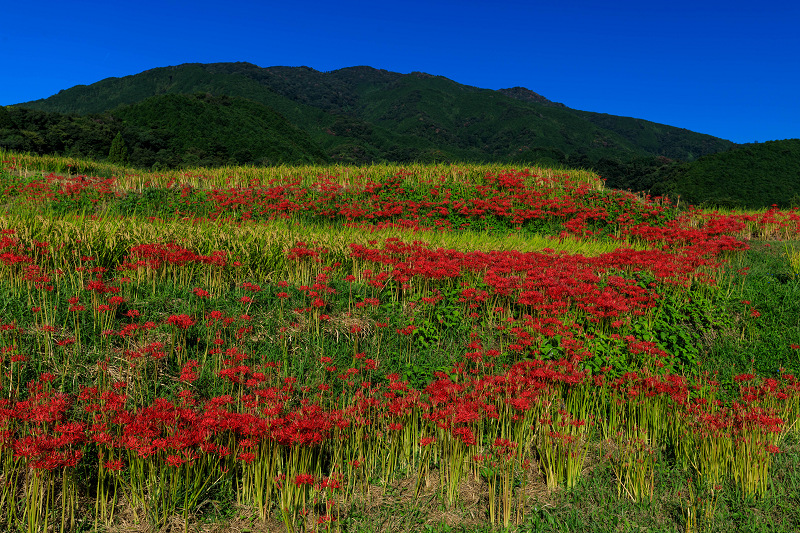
[5,61,745,190]
[14,62,733,160]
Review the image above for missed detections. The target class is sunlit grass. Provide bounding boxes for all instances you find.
[1,148,604,192]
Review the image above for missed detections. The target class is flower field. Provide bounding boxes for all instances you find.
[1,152,800,532]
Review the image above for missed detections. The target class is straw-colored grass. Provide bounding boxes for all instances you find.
[1,149,603,193]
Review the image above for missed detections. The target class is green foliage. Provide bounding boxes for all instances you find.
[107,132,127,164]
[0,106,16,129]
[114,185,212,218]
[569,110,733,162]
[0,106,115,158]
[659,140,800,208]
[112,92,328,167]
[701,241,800,386]
[0,94,328,169]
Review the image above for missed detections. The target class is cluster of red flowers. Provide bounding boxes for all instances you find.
[121,242,229,270]
[1,165,799,529]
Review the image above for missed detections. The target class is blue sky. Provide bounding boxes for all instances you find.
[2,0,798,144]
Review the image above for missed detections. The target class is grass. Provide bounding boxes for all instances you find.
[1,149,603,191]
[185,436,800,532]
[703,240,800,383]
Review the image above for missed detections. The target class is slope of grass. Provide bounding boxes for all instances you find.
[0,155,798,532]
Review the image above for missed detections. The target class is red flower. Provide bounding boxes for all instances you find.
[166,454,185,468]
[295,473,316,486]
[166,314,195,330]
[104,459,125,471]
[193,287,210,298]
[238,452,256,464]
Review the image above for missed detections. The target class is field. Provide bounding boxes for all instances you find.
[1,150,800,532]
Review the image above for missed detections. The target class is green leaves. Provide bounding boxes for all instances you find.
[107,132,128,165]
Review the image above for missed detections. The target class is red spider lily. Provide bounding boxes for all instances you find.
[193,287,211,298]
[166,314,195,330]
[165,454,185,468]
[180,361,200,383]
[294,473,316,486]
[451,426,477,446]
[104,458,125,471]
[241,282,262,292]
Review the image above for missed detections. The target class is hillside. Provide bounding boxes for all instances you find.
[111,93,327,166]
[1,92,327,168]
[653,139,800,208]
[1,155,799,531]
[11,62,734,172]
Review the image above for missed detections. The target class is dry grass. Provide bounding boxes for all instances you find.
[91,464,569,533]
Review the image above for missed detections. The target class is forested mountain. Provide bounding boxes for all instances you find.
[6,62,735,177]
[9,63,797,208]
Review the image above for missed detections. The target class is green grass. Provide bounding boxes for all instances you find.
[702,241,800,384]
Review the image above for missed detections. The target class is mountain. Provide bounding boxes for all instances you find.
[8,62,735,177]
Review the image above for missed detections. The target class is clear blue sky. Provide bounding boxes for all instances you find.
[2,0,798,144]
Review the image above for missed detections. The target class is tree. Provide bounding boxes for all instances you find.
[108,132,128,164]
[0,106,17,130]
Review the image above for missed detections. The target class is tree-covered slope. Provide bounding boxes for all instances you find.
[568,109,734,162]
[111,93,328,167]
[14,62,735,167]
[1,93,328,168]
[654,139,800,208]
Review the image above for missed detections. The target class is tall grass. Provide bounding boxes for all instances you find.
[1,148,604,192]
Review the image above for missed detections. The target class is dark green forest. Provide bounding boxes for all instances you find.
[652,139,800,208]
[0,94,326,168]
[4,62,799,207]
